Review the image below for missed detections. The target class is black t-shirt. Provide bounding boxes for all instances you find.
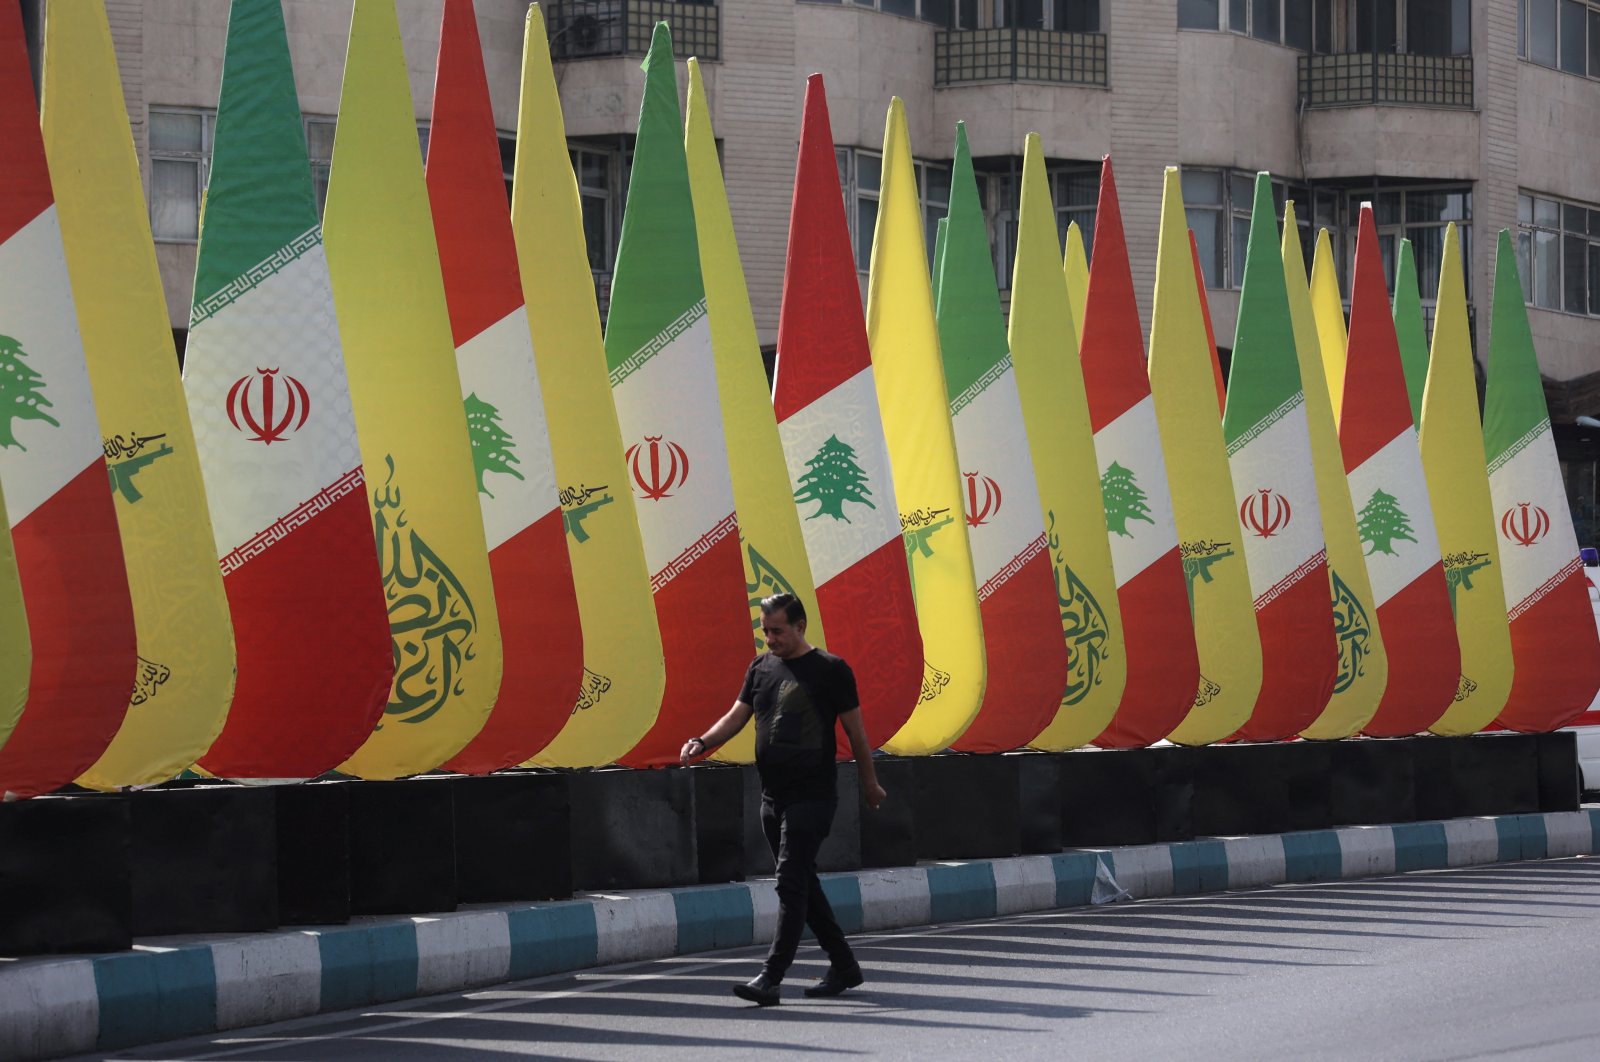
[737,648,859,802]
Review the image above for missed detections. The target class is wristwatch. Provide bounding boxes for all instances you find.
[686,736,706,754]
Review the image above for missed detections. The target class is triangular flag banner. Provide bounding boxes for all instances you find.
[935,123,1066,752]
[0,475,25,755]
[1393,239,1429,427]
[685,58,824,765]
[324,0,503,778]
[604,25,749,769]
[44,0,236,789]
[774,76,920,753]
[1190,230,1227,415]
[1077,157,1197,747]
[1150,168,1263,745]
[1223,173,1336,740]
[513,5,662,768]
[1010,135,1124,750]
[187,0,391,780]
[1282,204,1388,740]
[426,0,581,772]
[1064,221,1089,344]
[868,99,985,754]
[1310,230,1349,424]
[1423,223,1513,734]
[1340,204,1458,736]
[0,5,136,798]
[1484,229,1600,730]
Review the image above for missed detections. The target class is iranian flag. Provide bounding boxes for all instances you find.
[1222,173,1336,741]
[607,25,750,768]
[935,123,1067,752]
[1484,230,1600,730]
[0,4,136,798]
[185,0,392,779]
[1078,158,1198,747]
[773,76,921,751]
[1340,205,1459,736]
[426,0,581,772]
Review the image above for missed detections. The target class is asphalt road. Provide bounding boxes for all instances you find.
[87,858,1600,1062]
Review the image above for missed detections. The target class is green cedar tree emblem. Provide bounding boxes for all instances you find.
[1329,567,1374,695]
[464,393,524,498]
[1049,511,1112,707]
[743,536,797,651]
[373,455,477,726]
[794,434,875,522]
[1100,461,1154,537]
[0,333,60,449]
[1442,550,1493,616]
[1357,488,1417,556]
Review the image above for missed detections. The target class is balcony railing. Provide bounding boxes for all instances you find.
[1298,53,1473,108]
[935,29,1108,87]
[547,0,719,62]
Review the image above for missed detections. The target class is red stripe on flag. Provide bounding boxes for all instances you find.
[1236,560,1336,741]
[1498,566,1600,732]
[0,5,52,241]
[1078,157,1150,434]
[1340,206,1416,472]
[1362,562,1460,736]
[1094,548,1200,748]
[816,536,923,756]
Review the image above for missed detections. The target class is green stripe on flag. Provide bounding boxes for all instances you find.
[1393,239,1429,428]
[934,124,1008,404]
[1222,173,1303,444]
[1483,230,1552,464]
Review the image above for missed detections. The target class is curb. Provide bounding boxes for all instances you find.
[4,807,1596,1060]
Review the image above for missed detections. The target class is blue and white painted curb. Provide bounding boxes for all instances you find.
[3,808,1596,1060]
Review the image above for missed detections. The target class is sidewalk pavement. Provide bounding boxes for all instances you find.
[4,807,1596,1061]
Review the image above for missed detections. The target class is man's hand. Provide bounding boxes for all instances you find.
[863,780,887,810]
[678,737,705,767]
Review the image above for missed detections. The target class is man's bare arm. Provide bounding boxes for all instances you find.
[839,707,886,809]
[679,701,754,766]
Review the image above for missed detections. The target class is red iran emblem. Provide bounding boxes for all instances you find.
[625,436,690,500]
[964,472,1002,527]
[1500,502,1550,547]
[226,368,311,445]
[1240,488,1292,539]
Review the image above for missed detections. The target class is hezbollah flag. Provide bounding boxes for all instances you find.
[1282,204,1388,740]
[0,476,24,756]
[1149,169,1263,745]
[605,25,750,769]
[1079,158,1198,747]
[324,0,503,778]
[43,0,236,789]
[426,0,582,772]
[0,5,136,799]
[773,76,920,753]
[684,59,824,765]
[868,99,985,755]
[1423,223,1514,734]
[513,6,662,768]
[1223,174,1336,740]
[1393,240,1429,426]
[935,123,1067,753]
[1064,221,1090,342]
[1310,231,1350,423]
[1484,230,1600,730]
[1341,205,1459,736]
[1010,136,1125,750]
[188,0,392,780]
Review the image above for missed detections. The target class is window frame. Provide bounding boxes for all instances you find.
[148,106,216,244]
[1517,190,1600,318]
[1519,0,1600,79]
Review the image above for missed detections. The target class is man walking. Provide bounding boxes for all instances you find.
[680,592,886,1006]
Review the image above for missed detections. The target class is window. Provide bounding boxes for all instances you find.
[571,145,624,278]
[1054,166,1098,264]
[1179,0,1331,52]
[995,0,1099,30]
[1406,0,1470,55]
[1182,167,1323,289]
[1518,191,1600,316]
[1520,0,1600,77]
[1339,185,1471,305]
[305,117,336,218]
[837,147,949,274]
[801,0,951,25]
[149,108,214,242]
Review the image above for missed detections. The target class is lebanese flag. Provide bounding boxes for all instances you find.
[425,0,582,771]
[0,6,136,797]
[773,76,922,752]
[1339,205,1459,736]
[1078,158,1199,747]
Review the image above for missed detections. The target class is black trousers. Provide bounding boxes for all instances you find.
[760,793,855,982]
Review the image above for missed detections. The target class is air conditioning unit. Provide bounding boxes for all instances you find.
[554,2,621,58]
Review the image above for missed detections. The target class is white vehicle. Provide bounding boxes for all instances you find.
[1560,549,1600,794]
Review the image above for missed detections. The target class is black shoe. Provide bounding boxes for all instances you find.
[733,973,781,1006]
[803,963,865,998]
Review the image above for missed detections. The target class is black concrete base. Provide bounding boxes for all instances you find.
[348,778,456,916]
[0,794,130,955]
[1018,753,1064,854]
[276,782,350,926]
[913,755,1021,860]
[453,772,572,903]
[1413,732,1541,821]
[860,757,917,868]
[130,785,277,937]
[1328,737,1416,825]
[1059,748,1163,848]
[569,767,695,891]
[818,768,863,872]
[691,765,744,885]
[1537,731,1581,811]
[1190,741,1334,837]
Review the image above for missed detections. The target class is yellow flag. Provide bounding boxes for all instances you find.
[1423,223,1514,734]
[1011,137,1124,749]
[1285,206,1388,739]
[1309,229,1349,424]
[43,0,237,788]
[684,60,821,764]
[324,0,503,777]
[0,478,27,757]
[1063,220,1090,345]
[1148,169,1262,745]
[867,99,984,754]
[513,6,663,766]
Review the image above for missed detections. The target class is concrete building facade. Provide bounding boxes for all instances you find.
[13,0,1600,537]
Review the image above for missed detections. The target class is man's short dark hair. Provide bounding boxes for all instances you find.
[760,593,806,626]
